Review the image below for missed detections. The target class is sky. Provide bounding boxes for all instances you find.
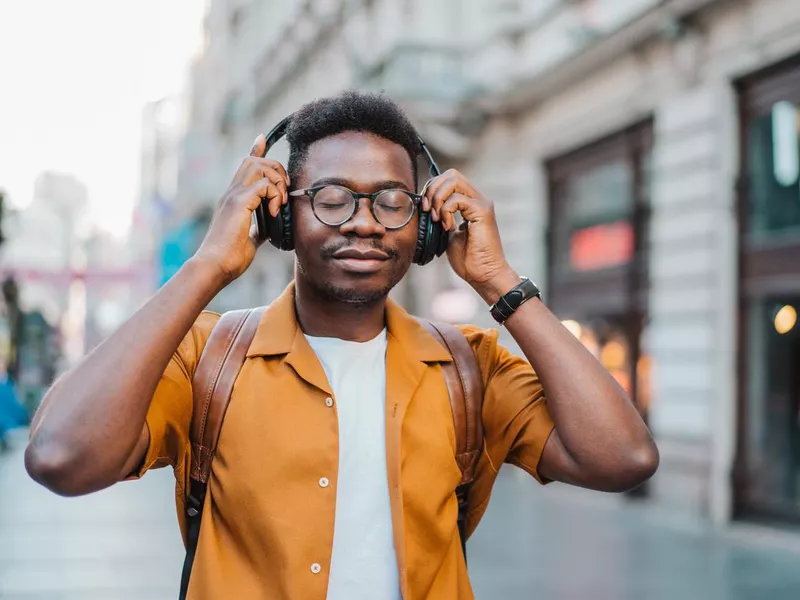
[0,0,206,237]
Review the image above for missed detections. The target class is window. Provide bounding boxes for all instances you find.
[546,121,653,429]
[746,100,800,241]
[735,53,800,523]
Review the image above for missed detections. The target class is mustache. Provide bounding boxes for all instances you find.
[320,240,398,260]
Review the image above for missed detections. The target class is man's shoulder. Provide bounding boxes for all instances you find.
[452,323,502,370]
[174,310,223,365]
[454,323,500,346]
[194,310,223,333]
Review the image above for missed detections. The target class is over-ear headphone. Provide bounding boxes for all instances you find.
[252,116,448,266]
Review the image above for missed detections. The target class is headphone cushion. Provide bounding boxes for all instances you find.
[279,203,294,251]
[415,210,448,266]
[413,211,428,265]
[266,202,294,251]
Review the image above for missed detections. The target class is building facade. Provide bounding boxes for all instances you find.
[173,0,800,528]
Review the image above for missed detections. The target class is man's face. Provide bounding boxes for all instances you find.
[292,131,418,305]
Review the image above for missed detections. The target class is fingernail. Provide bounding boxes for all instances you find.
[431,208,438,221]
[253,134,263,145]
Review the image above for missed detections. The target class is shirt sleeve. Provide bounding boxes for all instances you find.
[460,325,556,484]
[128,311,220,481]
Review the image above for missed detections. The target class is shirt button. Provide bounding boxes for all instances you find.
[319,477,330,488]
[325,397,334,407]
[310,563,322,574]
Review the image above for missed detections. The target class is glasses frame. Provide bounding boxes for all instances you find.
[288,185,423,230]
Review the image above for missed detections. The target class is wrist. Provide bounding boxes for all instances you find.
[183,256,231,296]
[474,267,522,305]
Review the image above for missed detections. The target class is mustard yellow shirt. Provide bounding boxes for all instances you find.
[133,282,554,599]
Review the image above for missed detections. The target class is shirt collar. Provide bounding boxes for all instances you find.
[246,281,452,364]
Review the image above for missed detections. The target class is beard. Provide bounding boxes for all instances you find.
[310,277,395,306]
[295,238,408,306]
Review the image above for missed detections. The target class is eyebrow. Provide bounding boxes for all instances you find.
[309,177,413,192]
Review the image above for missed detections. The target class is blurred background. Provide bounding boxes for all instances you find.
[2,0,800,598]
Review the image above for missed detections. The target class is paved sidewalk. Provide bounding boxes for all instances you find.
[468,471,800,600]
[0,430,183,599]
[3,428,800,599]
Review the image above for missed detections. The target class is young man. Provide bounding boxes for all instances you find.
[25,92,658,599]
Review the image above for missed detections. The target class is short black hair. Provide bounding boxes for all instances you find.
[286,91,421,187]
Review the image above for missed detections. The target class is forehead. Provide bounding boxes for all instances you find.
[300,131,415,188]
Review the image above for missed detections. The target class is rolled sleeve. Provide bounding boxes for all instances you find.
[128,311,220,483]
[460,326,555,484]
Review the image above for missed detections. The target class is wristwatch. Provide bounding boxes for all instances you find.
[489,277,541,325]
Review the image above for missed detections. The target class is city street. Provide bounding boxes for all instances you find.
[2,429,800,600]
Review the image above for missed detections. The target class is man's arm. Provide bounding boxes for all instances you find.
[475,272,658,492]
[26,134,290,496]
[425,168,658,492]
[26,258,227,496]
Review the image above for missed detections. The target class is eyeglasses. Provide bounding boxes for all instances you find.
[288,185,422,230]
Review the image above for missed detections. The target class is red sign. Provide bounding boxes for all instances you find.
[570,221,633,271]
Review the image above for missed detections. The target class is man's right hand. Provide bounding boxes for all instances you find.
[194,134,290,284]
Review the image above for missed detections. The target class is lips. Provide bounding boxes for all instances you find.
[331,247,390,273]
[332,248,390,260]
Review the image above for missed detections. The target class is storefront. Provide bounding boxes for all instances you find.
[545,122,653,427]
[734,54,800,523]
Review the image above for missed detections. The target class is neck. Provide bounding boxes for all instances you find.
[294,277,388,341]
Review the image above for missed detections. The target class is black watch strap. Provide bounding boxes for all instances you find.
[489,277,541,324]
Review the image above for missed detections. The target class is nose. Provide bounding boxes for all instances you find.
[338,197,386,237]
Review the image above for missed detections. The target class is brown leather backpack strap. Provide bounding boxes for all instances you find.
[180,306,266,600]
[190,306,266,484]
[419,320,484,487]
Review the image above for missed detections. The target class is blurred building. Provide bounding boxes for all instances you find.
[0,172,88,399]
[139,96,183,286]
[1,172,88,326]
[171,0,800,531]
[82,228,153,352]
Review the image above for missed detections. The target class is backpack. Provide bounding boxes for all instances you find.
[179,306,484,599]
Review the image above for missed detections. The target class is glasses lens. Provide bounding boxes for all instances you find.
[374,190,415,228]
[313,186,355,225]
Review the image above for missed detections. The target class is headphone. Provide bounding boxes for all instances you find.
[252,116,449,266]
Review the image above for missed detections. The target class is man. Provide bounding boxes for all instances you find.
[25,92,658,599]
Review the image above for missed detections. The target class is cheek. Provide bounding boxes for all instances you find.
[291,205,324,264]
[398,219,421,261]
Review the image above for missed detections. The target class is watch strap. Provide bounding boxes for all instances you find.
[489,277,540,324]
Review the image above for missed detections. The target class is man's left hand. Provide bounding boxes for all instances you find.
[423,169,519,302]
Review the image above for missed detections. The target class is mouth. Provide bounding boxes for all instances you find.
[331,248,390,274]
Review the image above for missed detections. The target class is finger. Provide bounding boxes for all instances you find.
[245,177,284,217]
[431,177,480,223]
[439,193,487,231]
[250,134,266,158]
[424,170,477,219]
[419,178,435,212]
[422,174,449,216]
[249,216,265,248]
[239,159,288,193]
[246,156,290,187]
[273,160,291,187]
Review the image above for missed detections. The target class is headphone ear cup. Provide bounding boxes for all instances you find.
[413,210,448,266]
[413,211,430,265]
[254,200,269,244]
[266,201,295,251]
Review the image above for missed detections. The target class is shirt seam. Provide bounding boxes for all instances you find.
[482,443,499,475]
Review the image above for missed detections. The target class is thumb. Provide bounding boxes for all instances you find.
[250,134,266,158]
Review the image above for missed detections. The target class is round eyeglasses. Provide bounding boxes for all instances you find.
[288,185,422,230]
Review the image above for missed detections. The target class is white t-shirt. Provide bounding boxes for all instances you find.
[304,329,401,600]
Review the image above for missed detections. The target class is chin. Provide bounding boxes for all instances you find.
[306,269,395,305]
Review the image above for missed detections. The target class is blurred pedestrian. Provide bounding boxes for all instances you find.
[25,92,658,599]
